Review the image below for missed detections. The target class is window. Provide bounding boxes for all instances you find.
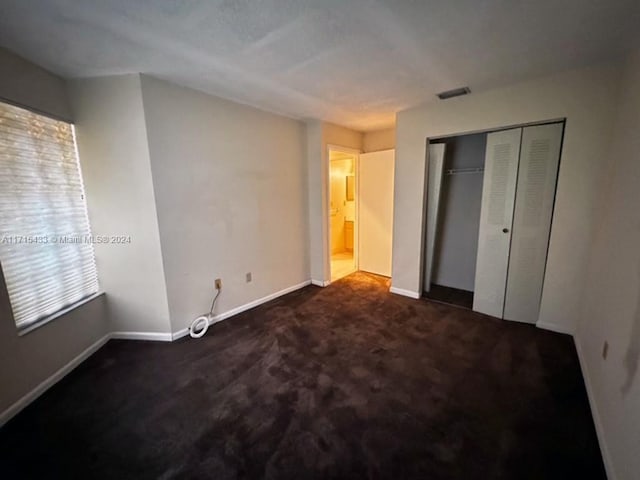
[0,101,99,332]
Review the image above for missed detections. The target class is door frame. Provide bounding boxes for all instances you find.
[326,144,360,284]
[418,118,566,303]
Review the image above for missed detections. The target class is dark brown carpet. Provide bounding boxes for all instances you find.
[0,272,605,480]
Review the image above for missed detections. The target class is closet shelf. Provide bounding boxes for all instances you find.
[445,167,484,175]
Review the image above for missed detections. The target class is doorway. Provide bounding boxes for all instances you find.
[329,149,357,281]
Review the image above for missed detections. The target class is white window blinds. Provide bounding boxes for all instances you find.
[0,101,99,331]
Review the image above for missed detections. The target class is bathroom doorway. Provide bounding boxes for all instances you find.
[329,148,358,281]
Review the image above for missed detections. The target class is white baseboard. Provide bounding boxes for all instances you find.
[389,286,421,299]
[311,279,330,287]
[110,331,173,342]
[0,332,111,428]
[172,279,313,341]
[0,283,615,480]
[574,337,616,480]
[172,328,189,341]
[536,321,575,335]
[0,278,316,424]
[0,278,314,426]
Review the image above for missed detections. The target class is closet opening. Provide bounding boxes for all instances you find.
[423,133,487,309]
[422,120,565,324]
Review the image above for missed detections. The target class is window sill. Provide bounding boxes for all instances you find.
[17,291,105,337]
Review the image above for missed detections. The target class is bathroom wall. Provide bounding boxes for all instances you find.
[329,157,354,254]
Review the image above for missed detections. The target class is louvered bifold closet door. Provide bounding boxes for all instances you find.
[503,123,563,323]
[0,102,99,330]
[473,128,522,318]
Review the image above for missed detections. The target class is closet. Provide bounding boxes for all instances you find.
[424,122,564,324]
[424,134,486,308]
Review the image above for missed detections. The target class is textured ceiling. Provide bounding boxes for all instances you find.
[1,0,639,131]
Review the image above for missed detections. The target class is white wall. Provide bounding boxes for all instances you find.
[325,122,364,151]
[576,51,640,480]
[431,134,486,292]
[140,75,309,333]
[307,122,362,284]
[0,49,109,417]
[0,271,108,417]
[393,62,621,333]
[306,120,325,283]
[363,127,395,152]
[0,47,71,122]
[69,75,172,334]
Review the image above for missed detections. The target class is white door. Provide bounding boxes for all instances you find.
[359,149,395,276]
[503,123,563,323]
[423,143,446,292]
[473,128,522,318]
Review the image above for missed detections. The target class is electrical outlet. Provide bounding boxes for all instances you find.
[246,272,252,283]
[215,278,222,290]
[602,341,609,360]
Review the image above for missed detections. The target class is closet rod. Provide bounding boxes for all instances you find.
[445,167,484,176]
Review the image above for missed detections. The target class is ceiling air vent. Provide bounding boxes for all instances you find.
[437,87,471,100]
